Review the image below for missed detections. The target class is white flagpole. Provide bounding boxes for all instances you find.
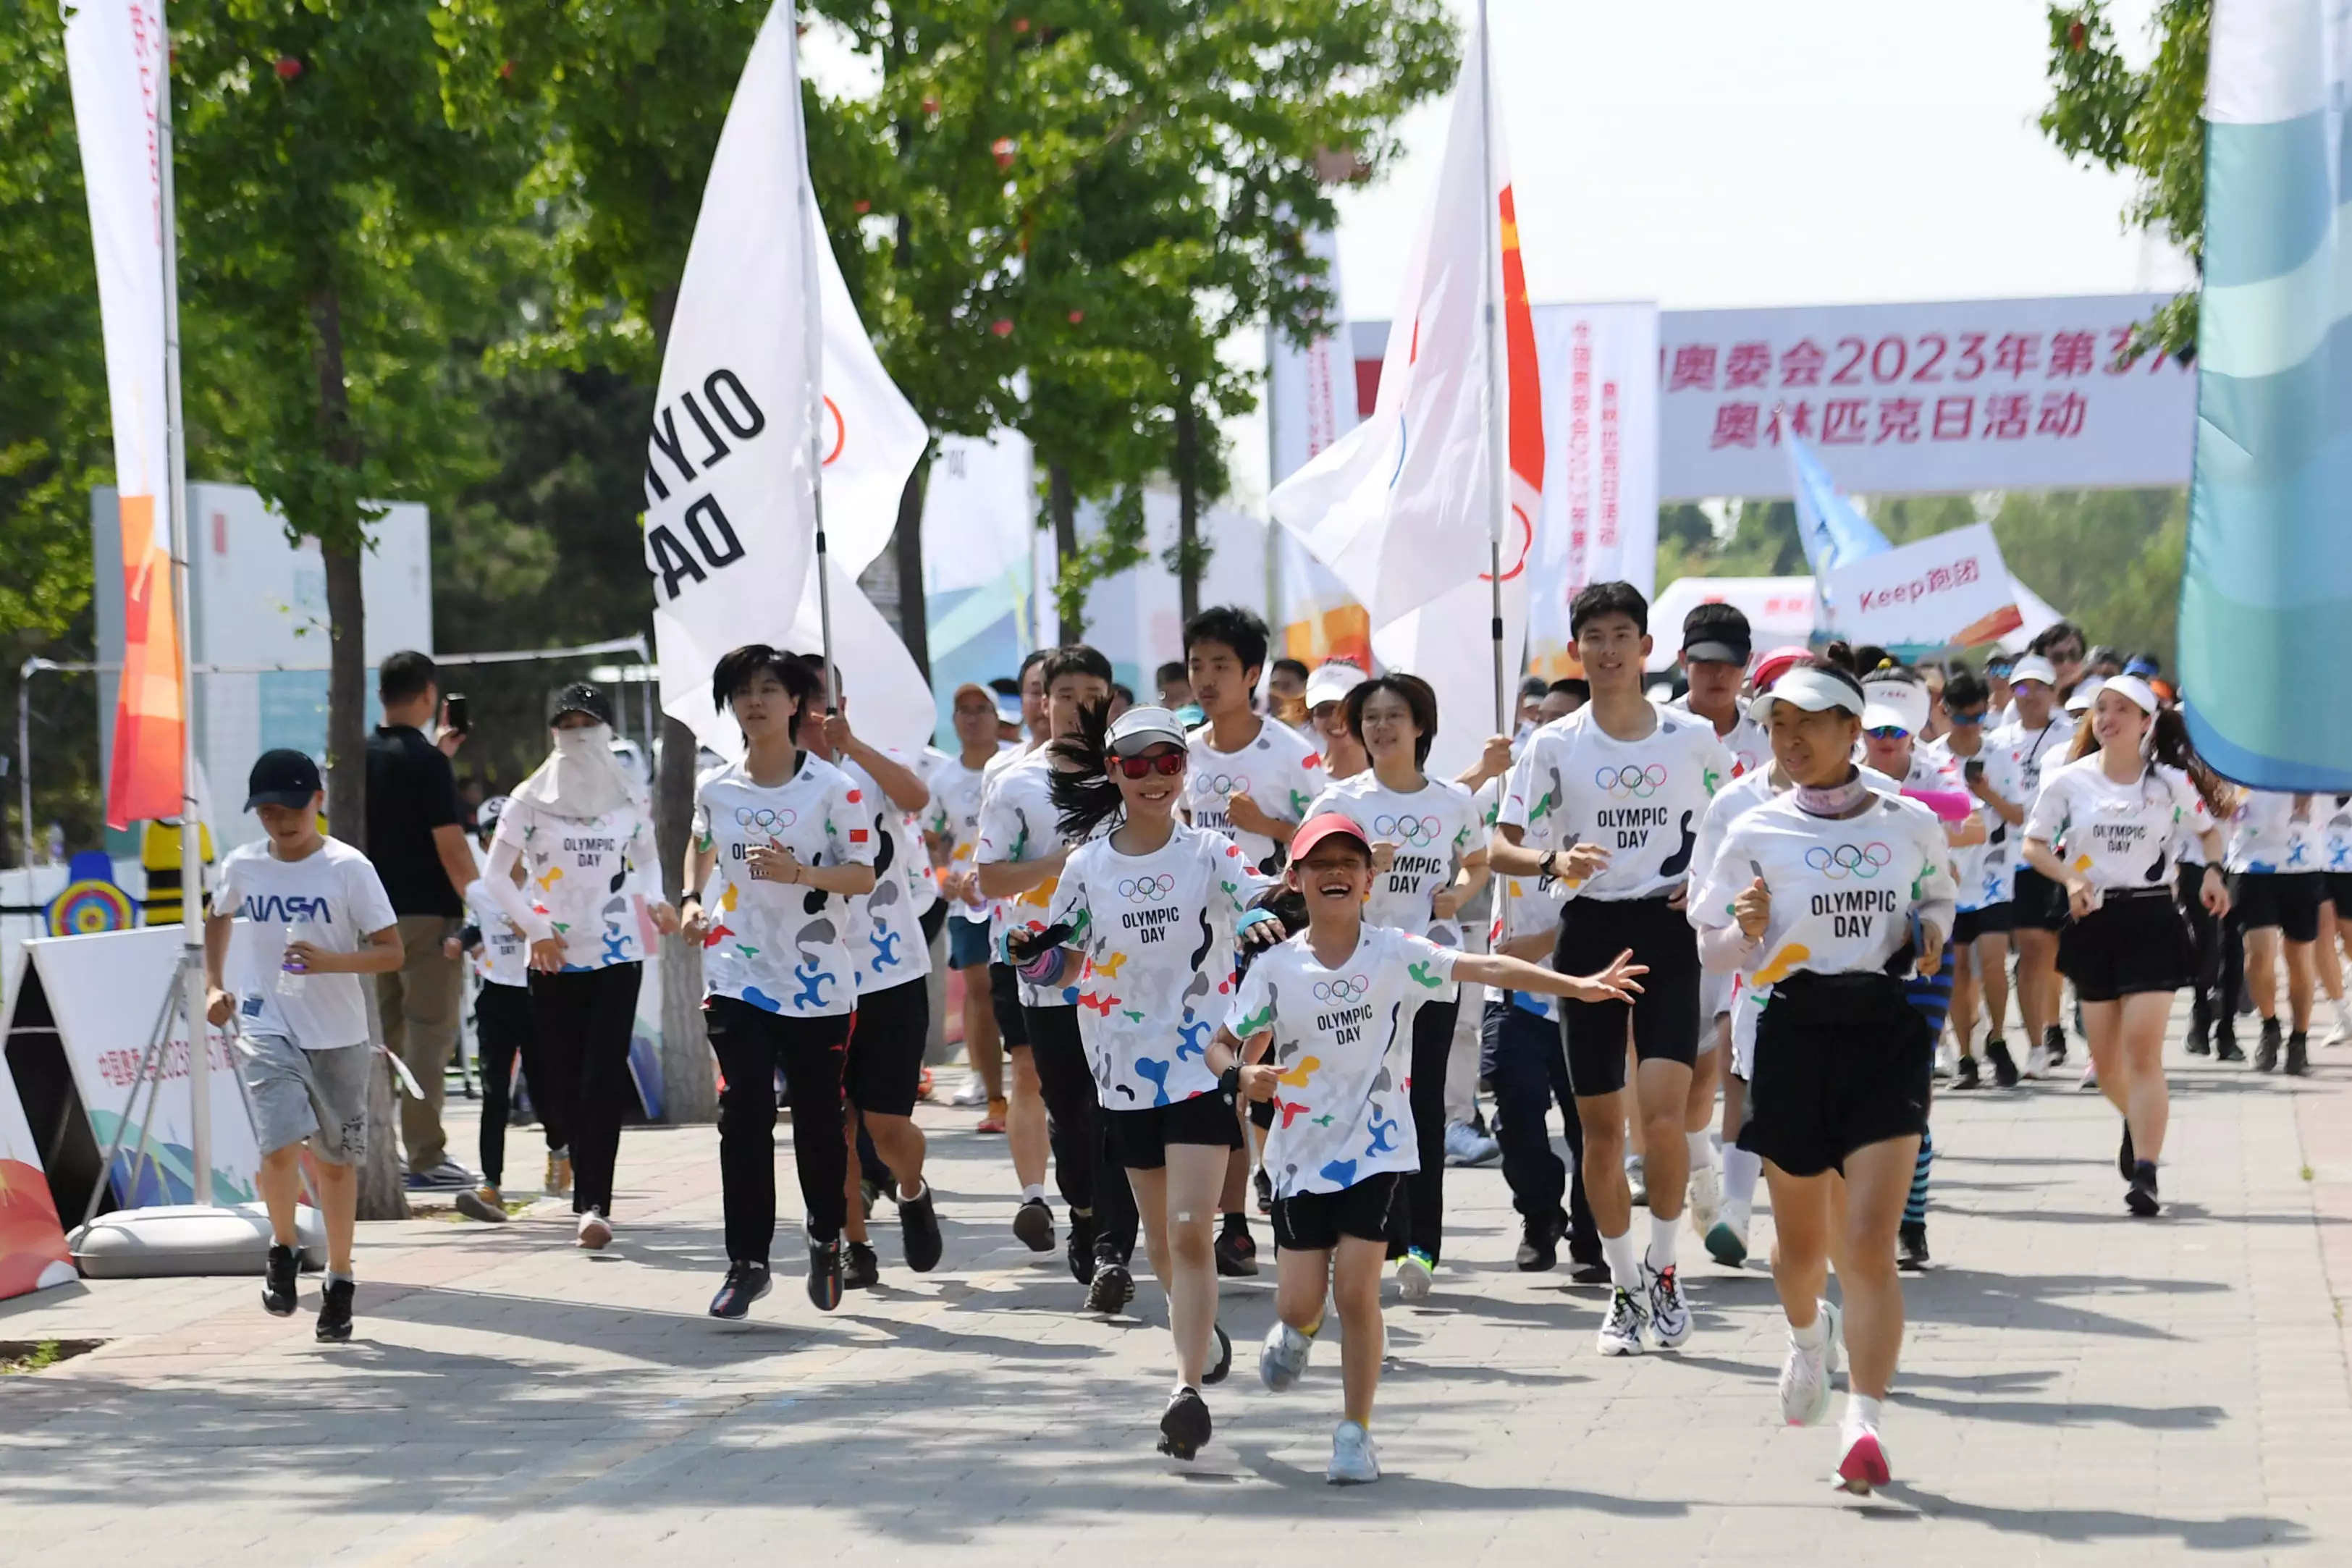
[156,4,211,1205]
[790,4,838,712]
[1475,0,1508,735]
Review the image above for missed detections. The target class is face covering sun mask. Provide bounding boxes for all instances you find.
[1793,767,1871,819]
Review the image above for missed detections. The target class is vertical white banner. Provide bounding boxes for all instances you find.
[1265,228,1370,668]
[1526,303,1659,676]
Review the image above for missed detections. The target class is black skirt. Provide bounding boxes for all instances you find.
[1739,970,1931,1179]
[2057,886,2194,1003]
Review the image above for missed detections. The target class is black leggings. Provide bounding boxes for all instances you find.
[526,963,643,1217]
[706,997,851,1262]
[1480,998,1596,1258]
[474,981,560,1189]
[1388,995,1461,1264]
[1022,1003,1138,1263]
[2178,859,2225,1018]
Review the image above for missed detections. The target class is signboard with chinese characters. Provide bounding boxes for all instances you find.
[1656,295,2195,500]
[1824,524,2022,650]
[1527,305,1660,676]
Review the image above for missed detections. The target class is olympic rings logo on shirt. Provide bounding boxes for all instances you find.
[1373,813,1442,845]
[1194,772,1253,797]
[1803,843,1893,880]
[1116,874,1176,901]
[1596,764,1668,799]
[1312,976,1370,1003]
[734,806,798,832]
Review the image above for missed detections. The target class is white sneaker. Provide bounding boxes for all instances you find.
[2327,1001,2352,1046]
[2023,1042,2052,1080]
[1442,1121,1501,1167]
[1644,1262,1692,1349]
[2078,1060,2102,1092]
[1326,1419,1381,1485]
[1834,1422,1891,1494]
[1597,1285,1648,1356]
[576,1207,613,1250]
[1686,1160,1721,1239]
[1396,1249,1435,1302]
[1260,1320,1315,1391]
[1705,1198,1750,1267]
[1778,1299,1841,1426]
[1624,1154,1648,1207]
[949,1073,990,1108]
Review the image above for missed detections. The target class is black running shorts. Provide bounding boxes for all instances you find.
[1272,1171,1402,1253]
[2233,870,2328,943]
[1738,972,1931,1179]
[845,975,928,1116]
[1103,1092,1244,1171]
[1555,893,1701,1097]
[2057,888,2194,1003]
[1952,903,2015,945]
[2010,867,2070,932]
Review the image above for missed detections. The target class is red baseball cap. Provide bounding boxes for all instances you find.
[1748,644,1813,695]
[1289,812,1371,862]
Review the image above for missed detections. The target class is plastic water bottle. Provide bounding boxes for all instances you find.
[277,921,311,997]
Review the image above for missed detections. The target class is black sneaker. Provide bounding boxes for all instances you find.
[1085,1258,1134,1315]
[1214,1226,1259,1278]
[1897,1221,1929,1270]
[1204,1323,1232,1386]
[2188,997,2212,1055]
[1515,1211,1564,1273]
[1158,1385,1212,1461]
[1986,1037,2020,1087]
[2215,1027,2246,1063]
[2126,1160,2161,1218]
[899,1184,944,1273]
[1254,1168,1273,1215]
[263,1242,299,1317]
[2119,1121,2136,1180]
[806,1235,844,1312]
[843,1240,880,1291]
[1013,1196,1054,1252]
[708,1260,772,1319]
[1067,1209,1097,1284]
[1951,1055,1981,1091]
[1568,1256,1612,1285]
[2287,1031,2311,1076]
[315,1276,355,1342]
[2256,1017,2283,1073]
[2045,1025,2069,1069]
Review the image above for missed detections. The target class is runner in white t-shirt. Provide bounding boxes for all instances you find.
[1936,666,2023,1090]
[925,684,1014,1125]
[2223,785,2329,1071]
[1984,655,2078,1079]
[976,652,1056,1213]
[453,795,552,1224]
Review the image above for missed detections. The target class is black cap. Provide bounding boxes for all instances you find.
[245,749,322,812]
[1682,637,1750,667]
[551,682,613,727]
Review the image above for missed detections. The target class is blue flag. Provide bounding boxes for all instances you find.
[1785,431,1892,607]
[2181,0,2352,791]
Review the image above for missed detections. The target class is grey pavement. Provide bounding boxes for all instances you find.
[5,1001,2351,1565]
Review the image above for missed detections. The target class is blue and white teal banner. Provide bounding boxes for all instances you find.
[2183,0,2352,791]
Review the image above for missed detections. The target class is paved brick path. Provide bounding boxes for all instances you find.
[6,1006,2350,1564]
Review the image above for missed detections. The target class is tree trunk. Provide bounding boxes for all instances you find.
[891,454,932,680]
[653,712,715,1123]
[1175,400,1201,624]
[1050,463,1079,643]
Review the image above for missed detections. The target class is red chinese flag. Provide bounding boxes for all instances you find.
[104,493,186,829]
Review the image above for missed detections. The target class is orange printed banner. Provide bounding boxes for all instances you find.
[105,492,185,828]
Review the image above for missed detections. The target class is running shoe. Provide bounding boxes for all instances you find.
[2215,1027,2246,1063]
[2022,1042,2052,1081]
[1569,1257,1613,1285]
[315,1276,355,1343]
[1326,1420,1381,1485]
[2256,1017,2283,1074]
[2329,1001,2352,1047]
[2188,997,2213,1055]
[1084,1258,1133,1315]
[977,1098,1008,1135]
[576,1207,613,1250]
[262,1242,299,1317]
[1215,1226,1260,1278]
[1013,1196,1054,1252]
[2078,1060,2101,1092]
[1204,1323,1232,1386]
[951,1073,990,1108]
[1255,1166,1274,1215]
[454,1184,507,1224]
[1687,1160,1722,1240]
[1898,1221,1929,1270]
[1644,1263,1692,1349]
[1951,1054,1981,1090]
[1443,1121,1501,1167]
[2286,1030,2311,1077]
[1625,1154,1648,1207]
[2047,1025,2069,1069]
[2118,1121,2136,1179]
[1779,1299,1841,1426]
[1158,1386,1211,1462]
[1597,1286,1649,1356]
[1260,1320,1315,1391]
[1396,1249,1436,1302]
[2126,1160,2161,1217]
[1986,1037,2020,1087]
[843,1240,880,1291]
[544,1151,572,1198]
[708,1260,772,1319]
[404,1158,474,1192]
[1515,1211,1565,1272]
[899,1184,944,1273]
[1705,1199,1751,1268]
[1067,1210,1097,1284]
[1834,1425,1891,1495]
[806,1234,844,1312]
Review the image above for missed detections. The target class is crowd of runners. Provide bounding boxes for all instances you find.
[204,587,2352,1495]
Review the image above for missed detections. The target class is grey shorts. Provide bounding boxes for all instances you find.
[238,1034,371,1165]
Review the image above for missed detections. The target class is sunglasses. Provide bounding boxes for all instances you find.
[1947,709,1986,726]
[1864,726,1913,741]
[1113,751,1186,780]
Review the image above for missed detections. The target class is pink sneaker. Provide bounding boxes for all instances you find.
[1834,1428,1889,1494]
[576,1207,613,1250]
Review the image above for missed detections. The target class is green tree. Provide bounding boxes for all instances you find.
[2041,1,2209,361]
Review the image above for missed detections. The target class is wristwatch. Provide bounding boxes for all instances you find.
[1540,848,1559,882]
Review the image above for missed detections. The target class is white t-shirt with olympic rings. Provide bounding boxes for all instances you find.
[692,755,877,1018]
[1223,924,1459,1198]
[1499,702,1734,902]
[1307,772,1484,1000]
[1186,717,1325,873]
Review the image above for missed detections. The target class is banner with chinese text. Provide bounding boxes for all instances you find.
[1526,304,1658,675]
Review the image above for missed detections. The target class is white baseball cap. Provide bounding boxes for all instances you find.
[1304,661,1367,711]
[1861,678,1931,736]
[1748,664,1866,722]
[2063,675,2107,714]
[1105,704,1189,754]
[2009,654,2060,688]
[2100,673,2160,715]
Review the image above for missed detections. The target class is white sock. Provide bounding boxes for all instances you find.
[1020,1183,1045,1205]
[1844,1392,1884,1440]
[1685,1129,1717,1173]
[1723,1145,1762,1210]
[1645,1210,1679,1273]
[1601,1229,1643,1290]
[1790,1310,1827,1349]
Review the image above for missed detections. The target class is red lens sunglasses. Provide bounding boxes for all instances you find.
[1113,751,1186,780]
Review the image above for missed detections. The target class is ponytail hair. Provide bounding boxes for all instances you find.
[2152,707,2237,818]
[1818,641,1861,676]
[1046,698,1125,841]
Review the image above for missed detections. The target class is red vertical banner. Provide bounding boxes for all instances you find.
[105,492,185,828]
